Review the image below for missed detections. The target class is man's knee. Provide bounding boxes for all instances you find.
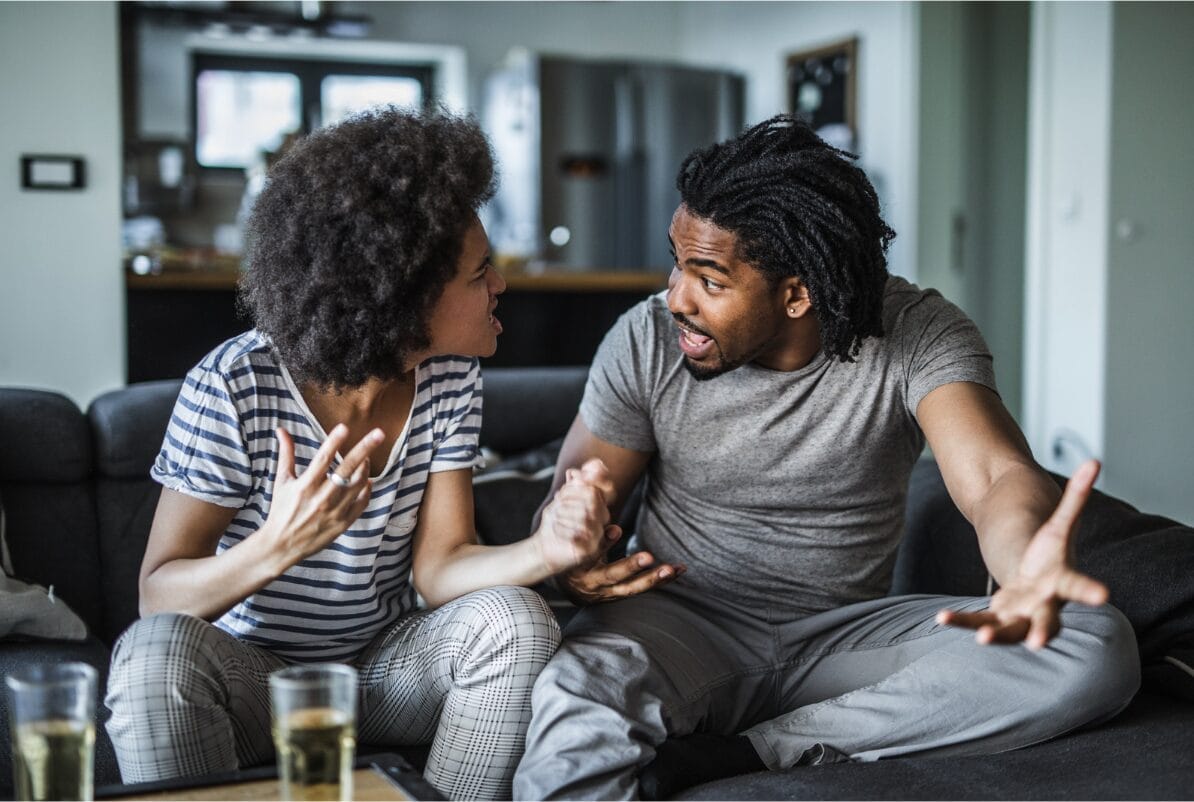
[1054,604,1141,720]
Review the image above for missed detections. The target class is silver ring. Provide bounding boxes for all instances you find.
[327,471,351,488]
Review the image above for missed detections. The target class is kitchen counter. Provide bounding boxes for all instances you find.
[124,260,665,382]
[126,266,667,293]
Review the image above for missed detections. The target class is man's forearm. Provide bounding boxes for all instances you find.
[969,463,1061,588]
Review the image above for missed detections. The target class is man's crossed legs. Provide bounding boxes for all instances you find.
[515,587,1139,800]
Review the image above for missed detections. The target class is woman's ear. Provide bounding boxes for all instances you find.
[782,279,813,319]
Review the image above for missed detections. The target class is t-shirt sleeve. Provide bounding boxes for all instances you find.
[151,363,253,508]
[578,301,657,452]
[430,359,483,473]
[897,289,998,417]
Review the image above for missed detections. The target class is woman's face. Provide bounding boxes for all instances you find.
[424,217,507,360]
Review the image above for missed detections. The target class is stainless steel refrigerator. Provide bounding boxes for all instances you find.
[483,51,745,272]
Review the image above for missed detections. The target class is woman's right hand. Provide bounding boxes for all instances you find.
[258,424,382,573]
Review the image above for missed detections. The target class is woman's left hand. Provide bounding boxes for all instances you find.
[533,458,616,575]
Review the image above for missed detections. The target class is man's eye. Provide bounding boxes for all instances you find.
[702,277,723,290]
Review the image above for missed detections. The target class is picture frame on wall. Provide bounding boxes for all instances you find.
[786,37,858,153]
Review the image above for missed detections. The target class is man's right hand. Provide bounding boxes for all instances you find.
[558,544,686,606]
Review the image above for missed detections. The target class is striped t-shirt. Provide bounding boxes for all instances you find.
[151,330,483,662]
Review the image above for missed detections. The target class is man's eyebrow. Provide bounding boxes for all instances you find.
[667,234,732,276]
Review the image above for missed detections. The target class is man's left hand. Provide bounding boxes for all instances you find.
[937,460,1109,649]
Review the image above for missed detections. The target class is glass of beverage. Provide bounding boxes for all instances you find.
[269,664,358,802]
[4,662,98,802]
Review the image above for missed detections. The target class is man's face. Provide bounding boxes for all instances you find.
[666,206,796,380]
[424,216,506,360]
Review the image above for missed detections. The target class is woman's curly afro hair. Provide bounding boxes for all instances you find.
[240,106,496,389]
[676,114,895,362]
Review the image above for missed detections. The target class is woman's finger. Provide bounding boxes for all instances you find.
[304,424,349,484]
[333,428,383,486]
[276,427,297,481]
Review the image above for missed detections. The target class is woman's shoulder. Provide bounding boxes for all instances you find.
[192,330,282,383]
[419,355,481,393]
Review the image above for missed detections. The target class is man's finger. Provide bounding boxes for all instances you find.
[1047,459,1100,534]
[937,609,999,630]
[598,551,657,585]
[1026,606,1058,651]
[1055,568,1109,607]
[982,617,1031,645]
[602,564,682,599]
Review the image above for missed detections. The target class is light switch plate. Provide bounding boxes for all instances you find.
[21,155,86,190]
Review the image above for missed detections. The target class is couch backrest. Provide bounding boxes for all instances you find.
[0,388,106,637]
[88,380,181,644]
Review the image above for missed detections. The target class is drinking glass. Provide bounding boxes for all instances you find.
[269,664,358,802]
[5,662,98,802]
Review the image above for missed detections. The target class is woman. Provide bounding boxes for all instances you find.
[105,108,613,800]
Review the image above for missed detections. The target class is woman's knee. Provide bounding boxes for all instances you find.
[454,585,561,669]
[108,612,221,701]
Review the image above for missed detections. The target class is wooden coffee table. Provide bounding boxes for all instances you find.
[98,754,440,801]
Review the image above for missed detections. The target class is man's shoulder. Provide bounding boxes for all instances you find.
[880,275,972,339]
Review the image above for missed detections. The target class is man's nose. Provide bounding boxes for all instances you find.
[666,269,695,315]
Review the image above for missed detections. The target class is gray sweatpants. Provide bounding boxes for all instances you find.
[514,587,1140,800]
[106,585,560,801]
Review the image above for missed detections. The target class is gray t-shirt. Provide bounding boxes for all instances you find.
[580,276,996,619]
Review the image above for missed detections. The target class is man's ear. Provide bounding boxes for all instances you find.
[781,279,813,319]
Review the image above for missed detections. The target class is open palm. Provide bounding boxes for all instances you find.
[939,460,1109,649]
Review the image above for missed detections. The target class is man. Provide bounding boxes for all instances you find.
[513,116,1140,800]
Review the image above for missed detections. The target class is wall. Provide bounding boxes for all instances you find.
[917,3,1028,421]
[0,1,124,407]
[673,2,920,279]
[1103,3,1194,524]
[1023,2,1113,475]
[350,1,920,278]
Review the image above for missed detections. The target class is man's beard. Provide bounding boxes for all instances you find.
[681,338,773,381]
[682,354,730,381]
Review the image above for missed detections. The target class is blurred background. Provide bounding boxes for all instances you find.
[0,1,1190,524]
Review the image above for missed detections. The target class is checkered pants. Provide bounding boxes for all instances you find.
[105,585,560,800]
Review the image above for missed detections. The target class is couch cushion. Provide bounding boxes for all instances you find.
[0,388,105,637]
[893,460,989,597]
[88,380,181,643]
[895,459,1194,700]
[677,692,1194,800]
[88,380,181,479]
[0,388,91,483]
[479,367,587,454]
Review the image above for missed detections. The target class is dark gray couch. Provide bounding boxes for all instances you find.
[2,368,1192,799]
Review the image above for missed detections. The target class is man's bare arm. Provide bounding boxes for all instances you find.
[917,382,1107,648]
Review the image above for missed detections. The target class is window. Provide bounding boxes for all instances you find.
[192,54,433,170]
